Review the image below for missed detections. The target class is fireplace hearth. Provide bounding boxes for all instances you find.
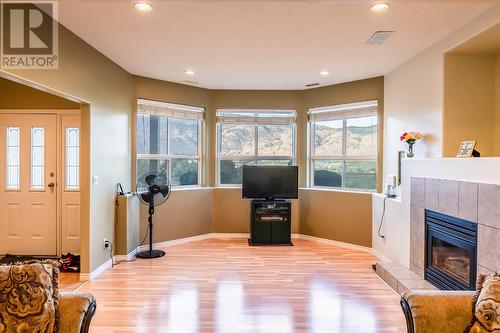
[425,210,477,290]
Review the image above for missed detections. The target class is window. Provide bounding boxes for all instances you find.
[6,127,20,189]
[216,109,296,185]
[308,100,378,191]
[65,127,79,190]
[31,127,45,189]
[136,99,204,187]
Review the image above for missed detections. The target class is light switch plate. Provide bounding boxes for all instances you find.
[93,176,99,187]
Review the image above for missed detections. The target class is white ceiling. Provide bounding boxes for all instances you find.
[58,1,493,89]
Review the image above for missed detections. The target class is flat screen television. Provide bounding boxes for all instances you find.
[242,165,298,200]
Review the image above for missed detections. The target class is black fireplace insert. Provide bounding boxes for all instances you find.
[425,210,477,290]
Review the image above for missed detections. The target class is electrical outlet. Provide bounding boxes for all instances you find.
[93,176,100,187]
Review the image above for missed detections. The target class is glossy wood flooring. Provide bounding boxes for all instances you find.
[60,272,84,291]
[70,238,406,333]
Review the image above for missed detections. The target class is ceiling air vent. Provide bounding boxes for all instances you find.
[305,83,320,87]
[183,80,200,85]
[366,31,394,45]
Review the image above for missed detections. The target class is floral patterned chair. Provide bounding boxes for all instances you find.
[0,261,96,333]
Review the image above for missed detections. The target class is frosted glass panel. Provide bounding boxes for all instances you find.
[31,127,45,189]
[65,128,79,190]
[6,127,20,189]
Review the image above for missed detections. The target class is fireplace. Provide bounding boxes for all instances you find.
[425,210,477,290]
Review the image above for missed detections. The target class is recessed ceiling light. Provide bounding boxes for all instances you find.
[134,2,153,12]
[370,2,390,12]
[319,70,329,76]
[184,69,195,76]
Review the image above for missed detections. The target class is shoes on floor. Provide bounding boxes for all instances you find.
[60,253,80,272]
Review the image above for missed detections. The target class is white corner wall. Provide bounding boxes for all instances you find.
[383,5,500,183]
[377,5,500,265]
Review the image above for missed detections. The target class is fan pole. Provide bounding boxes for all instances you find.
[136,202,166,259]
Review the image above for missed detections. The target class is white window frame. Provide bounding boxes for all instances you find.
[216,109,297,187]
[136,99,204,188]
[308,100,378,191]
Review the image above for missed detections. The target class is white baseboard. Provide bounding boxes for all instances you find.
[82,232,384,281]
[372,249,391,263]
[79,257,113,281]
[137,233,213,252]
[209,232,249,239]
[114,249,137,262]
[296,234,376,255]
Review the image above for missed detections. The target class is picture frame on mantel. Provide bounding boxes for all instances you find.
[457,140,480,158]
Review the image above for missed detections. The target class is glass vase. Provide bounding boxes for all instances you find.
[407,142,414,158]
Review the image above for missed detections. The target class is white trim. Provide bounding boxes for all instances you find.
[114,250,137,262]
[79,257,112,281]
[308,100,378,115]
[295,234,378,257]
[137,233,213,252]
[372,249,391,263]
[81,233,385,281]
[209,232,250,239]
[138,98,204,120]
[216,109,296,124]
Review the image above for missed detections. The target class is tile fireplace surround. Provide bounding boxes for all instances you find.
[377,177,500,294]
[409,177,499,280]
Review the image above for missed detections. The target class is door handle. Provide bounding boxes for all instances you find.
[48,182,55,188]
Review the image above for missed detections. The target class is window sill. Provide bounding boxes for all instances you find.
[213,186,373,195]
[215,185,242,189]
[300,187,374,195]
[372,192,402,203]
[171,186,213,192]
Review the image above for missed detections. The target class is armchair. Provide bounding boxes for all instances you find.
[400,290,474,333]
[58,292,97,333]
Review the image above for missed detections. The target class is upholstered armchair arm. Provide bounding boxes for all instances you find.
[400,290,474,333]
[58,292,96,333]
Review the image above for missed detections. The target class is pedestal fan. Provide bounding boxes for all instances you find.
[135,172,171,259]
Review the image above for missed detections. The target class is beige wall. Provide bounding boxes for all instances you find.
[212,188,300,234]
[0,78,79,109]
[132,79,383,248]
[1,23,135,273]
[300,189,372,247]
[140,188,213,243]
[443,53,496,157]
[115,194,140,255]
[0,15,385,271]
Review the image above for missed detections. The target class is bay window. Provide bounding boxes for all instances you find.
[136,99,203,187]
[308,100,378,191]
[216,109,296,185]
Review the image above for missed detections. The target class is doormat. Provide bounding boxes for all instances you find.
[0,253,81,272]
[0,254,60,265]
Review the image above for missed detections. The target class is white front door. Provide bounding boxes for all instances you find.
[0,114,57,255]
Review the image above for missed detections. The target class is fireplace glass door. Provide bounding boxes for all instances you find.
[425,210,477,291]
[431,237,470,285]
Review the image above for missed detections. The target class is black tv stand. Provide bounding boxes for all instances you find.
[248,199,293,246]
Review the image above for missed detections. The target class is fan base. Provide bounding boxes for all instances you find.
[136,249,165,259]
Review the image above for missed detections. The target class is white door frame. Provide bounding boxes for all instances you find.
[0,109,81,256]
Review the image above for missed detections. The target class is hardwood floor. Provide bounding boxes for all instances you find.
[68,238,406,333]
[60,272,84,292]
